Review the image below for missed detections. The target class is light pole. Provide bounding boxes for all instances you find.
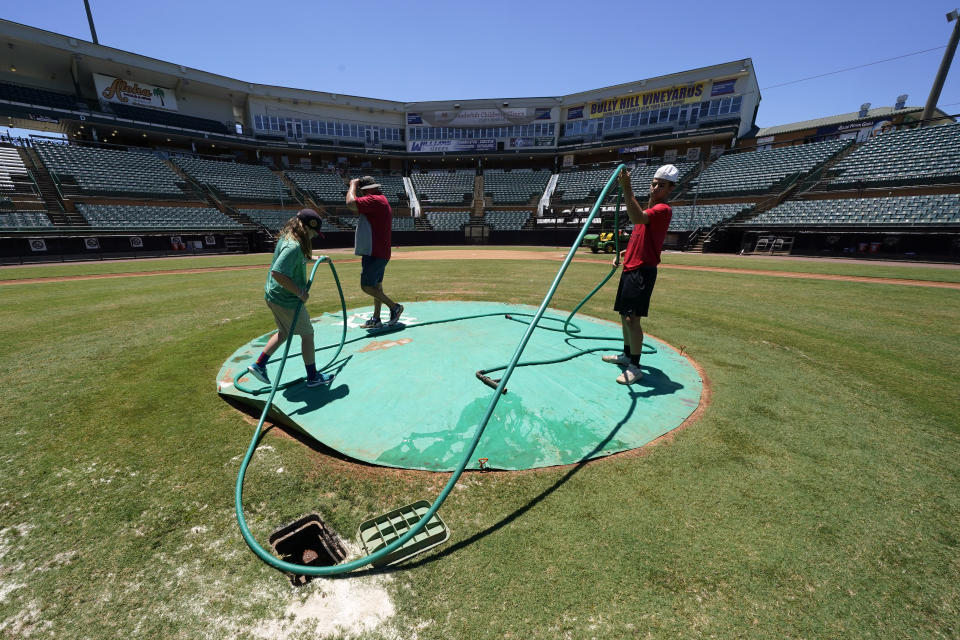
[83,0,99,45]
[920,9,960,125]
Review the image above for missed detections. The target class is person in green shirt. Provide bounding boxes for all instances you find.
[247,209,334,387]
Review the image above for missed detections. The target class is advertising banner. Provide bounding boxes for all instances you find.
[94,73,179,111]
[29,238,47,252]
[508,137,555,149]
[407,139,497,153]
[415,108,534,127]
[816,119,893,142]
[587,82,707,119]
[567,106,584,120]
[710,79,737,97]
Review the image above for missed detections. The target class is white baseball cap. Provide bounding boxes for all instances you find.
[654,164,679,183]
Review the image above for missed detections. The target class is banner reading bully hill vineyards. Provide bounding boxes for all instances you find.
[587,82,708,119]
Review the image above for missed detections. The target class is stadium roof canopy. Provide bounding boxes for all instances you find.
[753,106,926,137]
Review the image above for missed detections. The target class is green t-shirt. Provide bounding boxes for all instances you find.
[264,236,307,308]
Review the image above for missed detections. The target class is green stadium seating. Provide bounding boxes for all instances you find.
[824,123,960,189]
[174,156,290,203]
[483,169,550,204]
[691,139,849,196]
[0,210,52,228]
[411,170,474,205]
[668,203,754,232]
[75,203,243,230]
[36,142,188,198]
[483,210,532,230]
[425,210,471,231]
[285,170,346,204]
[745,194,960,227]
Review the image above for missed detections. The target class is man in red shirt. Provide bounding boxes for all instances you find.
[603,164,677,384]
[346,176,404,329]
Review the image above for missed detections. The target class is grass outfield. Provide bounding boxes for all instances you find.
[1,250,958,639]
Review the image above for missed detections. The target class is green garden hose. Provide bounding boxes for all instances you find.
[235,164,634,576]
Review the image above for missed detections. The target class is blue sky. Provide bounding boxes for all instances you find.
[4,0,959,130]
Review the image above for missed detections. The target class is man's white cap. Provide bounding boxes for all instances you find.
[654,164,679,183]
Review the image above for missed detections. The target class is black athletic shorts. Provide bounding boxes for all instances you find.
[613,266,658,317]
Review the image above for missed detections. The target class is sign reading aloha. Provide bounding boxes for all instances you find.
[93,73,179,111]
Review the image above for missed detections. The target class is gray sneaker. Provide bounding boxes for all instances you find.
[602,352,631,365]
[616,364,643,385]
[247,362,270,384]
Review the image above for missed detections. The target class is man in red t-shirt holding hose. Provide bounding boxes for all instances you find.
[602,164,678,385]
[346,176,404,329]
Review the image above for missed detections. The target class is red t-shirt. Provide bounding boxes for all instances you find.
[356,194,393,259]
[622,202,672,270]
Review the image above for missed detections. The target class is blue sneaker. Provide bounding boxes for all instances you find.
[247,362,270,384]
[305,372,334,387]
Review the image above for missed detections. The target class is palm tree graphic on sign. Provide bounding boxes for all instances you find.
[153,88,165,107]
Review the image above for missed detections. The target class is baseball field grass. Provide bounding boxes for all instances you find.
[1,248,958,639]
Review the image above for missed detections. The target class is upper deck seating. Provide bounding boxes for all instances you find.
[691,139,850,196]
[36,143,187,198]
[823,123,960,189]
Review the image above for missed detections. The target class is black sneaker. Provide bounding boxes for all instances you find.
[360,317,383,329]
[388,303,404,326]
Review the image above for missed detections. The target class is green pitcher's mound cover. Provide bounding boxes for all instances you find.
[217,301,703,471]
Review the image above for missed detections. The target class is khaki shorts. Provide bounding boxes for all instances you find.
[267,300,312,338]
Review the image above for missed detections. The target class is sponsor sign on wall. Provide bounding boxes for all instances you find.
[508,136,555,149]
[410,108,538,127]
[710,79,737,97]
[129,236,143,248]
[587,82,707,119]
[816,119,893,142]
[566,106,584,120]
[84,238,100,250]
[93,73,179,111]
[29,238,47,252]
[407,139,497,153]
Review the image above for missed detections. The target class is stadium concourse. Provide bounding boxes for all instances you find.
[0,17,958,264]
